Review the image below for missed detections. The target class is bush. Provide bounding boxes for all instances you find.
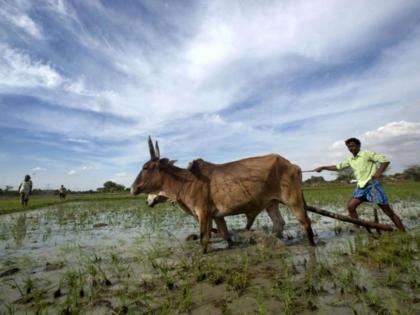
[403,165,420,181]
[101,181,126,192]
[304,176,326,185]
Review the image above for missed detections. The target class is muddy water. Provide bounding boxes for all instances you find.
[0,199,419,314]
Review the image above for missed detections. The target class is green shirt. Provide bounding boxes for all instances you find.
[336,150,389,188]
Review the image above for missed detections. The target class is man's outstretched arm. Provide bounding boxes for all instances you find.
[314,165,338,172]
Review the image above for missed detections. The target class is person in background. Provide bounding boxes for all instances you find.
[59,185,67,200]
[18,175,33,206]
[313,137,405,231]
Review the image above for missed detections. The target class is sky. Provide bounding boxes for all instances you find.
[1,0,420,191]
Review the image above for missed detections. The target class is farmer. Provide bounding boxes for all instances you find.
[18,175,33,206]
[314,137,405,231]
[59,185,66,200]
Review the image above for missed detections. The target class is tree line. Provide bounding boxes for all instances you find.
[2,165,419,194]
[0,180,128,195]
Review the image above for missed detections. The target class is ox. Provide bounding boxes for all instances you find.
[147,191,221,237]
[147,192,174,207]
[147,188,285,236]
[187,159,285,235]
[131,137,315,253]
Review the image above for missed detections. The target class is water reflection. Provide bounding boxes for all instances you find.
[12,214,27,247]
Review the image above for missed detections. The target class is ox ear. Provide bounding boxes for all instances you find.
[155,141,160,159]
[148,136,156,160]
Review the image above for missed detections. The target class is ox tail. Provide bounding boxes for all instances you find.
[302,192,320,213]
[302,192,322,215]
[302,192,308,210]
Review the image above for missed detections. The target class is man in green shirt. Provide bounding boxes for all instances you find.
[314,137,405,231]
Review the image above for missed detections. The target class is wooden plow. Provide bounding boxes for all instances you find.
[301,171,392,231]
[304,205,394,231]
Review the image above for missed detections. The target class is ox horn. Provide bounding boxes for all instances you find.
[155,141,160,159]
[148,136,156,159]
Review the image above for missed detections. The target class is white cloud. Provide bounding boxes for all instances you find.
[0,3,43,39]
[80,165,95,171]
[0,44,64,88]
[327,121,420,172]
[31,166,47,172]
[9,14,43,39]
[67,166,97,175]
[67,137,90,144]
[204,114,225,125]
[364,121,420,143]
[45,0,71,17]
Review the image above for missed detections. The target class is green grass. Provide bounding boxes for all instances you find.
[0,192,138,215]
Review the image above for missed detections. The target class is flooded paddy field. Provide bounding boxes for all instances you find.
[1,187,420,314]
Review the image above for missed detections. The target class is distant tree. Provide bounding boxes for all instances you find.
[335,168,354,183]
[5,185,13,191]
[102,181,125,192]
[403,164,420,181]
[304,176,326,185]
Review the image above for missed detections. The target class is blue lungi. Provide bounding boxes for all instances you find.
[352,180,389,205]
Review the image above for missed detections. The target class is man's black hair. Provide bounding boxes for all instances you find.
[345,137,361,146]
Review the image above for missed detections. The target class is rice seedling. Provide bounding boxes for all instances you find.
[273,263,297,315]
[2,304,16,315]
[256,289,268,315]
[226,255,250,297]
[178,285,193,313]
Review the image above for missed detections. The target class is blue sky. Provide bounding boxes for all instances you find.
[1,0,420,190]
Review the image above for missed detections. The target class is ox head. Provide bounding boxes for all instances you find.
[146,192,169,207]
[130,136,175,195]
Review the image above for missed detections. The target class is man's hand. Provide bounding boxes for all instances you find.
[371,172,381,180]
[372,162,389,181]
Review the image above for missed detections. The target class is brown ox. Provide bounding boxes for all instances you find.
[147,187,285,236]
[147,191,220,236]
[187,159,286,235]
[131,137,315,253]
[146,192,174,207]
